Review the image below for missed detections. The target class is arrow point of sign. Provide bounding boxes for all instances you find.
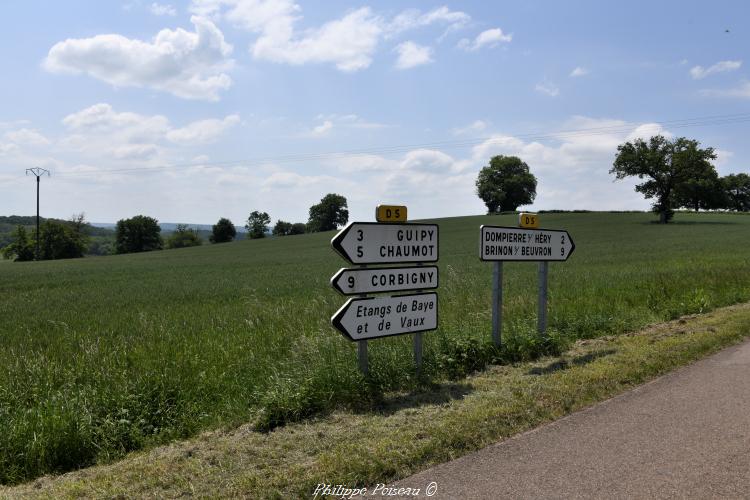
[330,222,353,262]
[330,268,346,295]
[330,298,353,340]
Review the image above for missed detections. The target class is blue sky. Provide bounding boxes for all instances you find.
[1,0,748,224]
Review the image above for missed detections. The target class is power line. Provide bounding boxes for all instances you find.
[25,167,50,260]
[41,111,750,178]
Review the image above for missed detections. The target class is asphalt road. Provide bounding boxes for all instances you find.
[394,339,750,499]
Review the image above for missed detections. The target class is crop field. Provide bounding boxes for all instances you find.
[1,212,750,484]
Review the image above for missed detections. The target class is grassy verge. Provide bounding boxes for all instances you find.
[5,301,750,499]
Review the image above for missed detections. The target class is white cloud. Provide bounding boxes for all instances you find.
[150,3,177,16]
[192,0,382,72]
[689,60,742,79]
[701,80,750,99]
[625,123,673,141]
[327,154,399,173]
[714,149,734,168]
[452,120,489,136]
[535,82,559,97]
[190,2,474,72]
[0,143,20,156]
[261,171,343,191]
[113,144,161,160]
[4,128,51,146]
[387,6,470,37]
[57,103,238,168]
[401,149,467,173]
[458,28,512,51]
[255,7,382,72]
[44,16,233,100]
[166,114,240,143]
[394,41,433,69]
[570,66,589,77]
[315,113,386,130]
[62,103,168,132]
[310,120,333,137]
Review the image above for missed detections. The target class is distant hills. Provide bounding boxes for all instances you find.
[90,222,248,233]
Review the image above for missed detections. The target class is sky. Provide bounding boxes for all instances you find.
[0,0,748,225]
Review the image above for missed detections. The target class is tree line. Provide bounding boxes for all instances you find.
[2,193,349,261]
[476,135,749,223]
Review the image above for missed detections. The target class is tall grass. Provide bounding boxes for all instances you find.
[1,212,749,483]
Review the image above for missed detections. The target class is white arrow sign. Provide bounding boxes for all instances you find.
[331,292,438,341]
[331,222,439,265]
[480,225,575,261]
[331,266,439,295]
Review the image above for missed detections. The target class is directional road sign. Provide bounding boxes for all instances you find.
[331,292,438,341]
[480,225,575,261]
[331,265,439,295]
[331,222,439,265]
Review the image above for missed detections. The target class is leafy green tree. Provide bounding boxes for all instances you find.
[307,194,349,232]
[246,211,271,239]
[210,217,236,243]
[722,173,750,211]
[272,220,293,236]
[1,226,35,261]
[674,165,726,212]
[115,215,163,253]
[475,155,537,214]
[166,224,203,249]
[290,222,307,235]
[273,221,306,236]
[38,220,88,260]
[611,135,717,223]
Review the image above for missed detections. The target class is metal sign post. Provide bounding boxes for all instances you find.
[358,336,368,374]
[538,261,549,336]
[491,261,503,347]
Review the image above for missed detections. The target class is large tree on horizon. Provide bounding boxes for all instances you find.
[210,217,236,243]
[246,211,271,239]
[307,194,349,232]
[475,155,537,214]
[611,135,717,223]
[115,215,163,253]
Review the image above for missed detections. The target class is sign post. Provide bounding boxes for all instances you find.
[491,261,503,347]
[331,208,439,375]
[480,221,574,341]
[538,261,548,336]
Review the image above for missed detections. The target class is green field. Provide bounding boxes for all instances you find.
[1,212,750,484]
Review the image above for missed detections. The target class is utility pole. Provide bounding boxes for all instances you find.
[25,167,50,260]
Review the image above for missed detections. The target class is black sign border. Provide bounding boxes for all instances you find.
[330,265,440,296]
[331,221,440,265]
[331,291,439,341]
[479,224,576,262]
